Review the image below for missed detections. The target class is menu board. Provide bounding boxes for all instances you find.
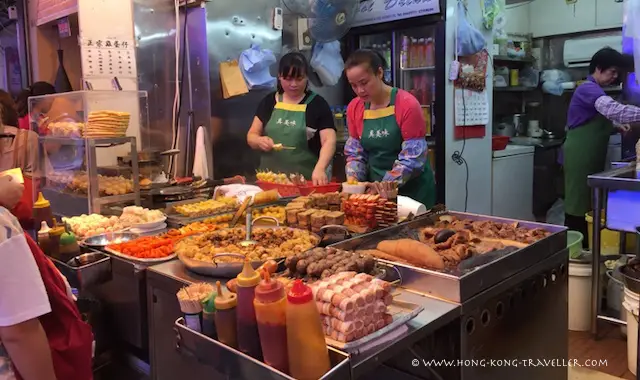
[36,0,78,26]
[80,38,136,79]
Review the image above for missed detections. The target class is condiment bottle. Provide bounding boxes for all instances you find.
[58,229,81,262]
[202,292,217,339]
[235,259,262,360]
[48,223,65,260]
[33,192,53,230]
[37,221,52,255]
[214,281,237,348]
[254,270,288,374]
[286,280,330,380]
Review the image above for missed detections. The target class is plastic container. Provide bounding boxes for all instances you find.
[235,259,262,360]
[254,271,288,373]
[298,181,341,196]
[286,279,330,380]
[568,262,592,331]
[341,182,367,194]
[492,136,509,151]
[567,230,584,259]
[214,281,238,348]
[622,287,639,375]
[585,211,636,255]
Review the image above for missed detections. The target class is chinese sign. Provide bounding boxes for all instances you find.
[352,0,440,27]
[80,37,136,79]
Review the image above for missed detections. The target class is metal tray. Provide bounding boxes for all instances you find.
[325,298,424,352]
[51,251,112,290]
[81,231,139,248]
[177,226,321,278]
[329,211,567,303]
[174,317,351,380]
[105,247,177,264]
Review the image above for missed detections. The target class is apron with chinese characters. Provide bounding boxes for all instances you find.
[360,88,436,208]
[259,93,318,179]
[563,114,613,217]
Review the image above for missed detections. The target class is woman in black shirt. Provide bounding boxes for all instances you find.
[247,52,336,184]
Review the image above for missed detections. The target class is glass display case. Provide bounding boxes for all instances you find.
[28,91,148,216]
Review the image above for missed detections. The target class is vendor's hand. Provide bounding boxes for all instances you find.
[618,124,631,135]
[257,137,275,152]
[312,167,329,186]
[0,176,24,209]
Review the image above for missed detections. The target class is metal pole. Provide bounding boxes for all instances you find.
[591,188,603,336]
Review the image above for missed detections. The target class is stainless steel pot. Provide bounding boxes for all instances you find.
[494,122,515,137]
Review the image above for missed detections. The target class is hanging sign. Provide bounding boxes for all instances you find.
[351,0,440,27]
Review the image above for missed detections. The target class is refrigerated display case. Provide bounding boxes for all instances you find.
[344,14,446,204]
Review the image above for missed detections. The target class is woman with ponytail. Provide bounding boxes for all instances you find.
[344,49,435,208]
[247,52,336,185]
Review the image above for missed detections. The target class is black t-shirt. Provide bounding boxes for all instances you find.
[255,91,335,156]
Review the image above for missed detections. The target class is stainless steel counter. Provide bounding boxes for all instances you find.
[146,260,461,380]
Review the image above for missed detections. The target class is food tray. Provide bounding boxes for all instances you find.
[176,226,321,278]
[325,298,424,351]
[330,211,567,303]
[255,180,301,196]
[105,247,177,264]
[174,317,351,380]
[256,180,341,197]
[178,252,265,278]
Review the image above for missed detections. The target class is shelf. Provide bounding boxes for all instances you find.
[401,66,435,71]
[494,86,537,92]
[39,136,135,147]
[493,55,535,63]
[563,85,622,93]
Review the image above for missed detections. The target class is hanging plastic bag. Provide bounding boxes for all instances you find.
[457,0,486,56]
[239,44,277,90]
[310,41,344,87]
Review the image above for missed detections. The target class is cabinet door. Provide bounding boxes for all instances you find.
[530,0,596,37]
[596,0,624,28]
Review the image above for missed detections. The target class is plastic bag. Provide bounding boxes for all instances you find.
[239,44,277,90]
[541,69,571,96]
[457,1,486,56]
[310,41,344,87]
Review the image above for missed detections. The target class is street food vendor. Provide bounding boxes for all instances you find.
[247,52,336,185]
[564,47,640,242]
[344,49,435,208]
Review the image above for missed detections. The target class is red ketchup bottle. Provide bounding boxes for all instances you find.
[254,270,288,373]
[235,259,263,360]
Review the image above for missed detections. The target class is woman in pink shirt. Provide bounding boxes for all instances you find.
[15,82,55,133]
[344,49,435,207]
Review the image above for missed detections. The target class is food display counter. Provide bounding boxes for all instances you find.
[41,177,569,380]
[143,211,568,380]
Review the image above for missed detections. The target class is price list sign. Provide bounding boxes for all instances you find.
[80,38,136,79]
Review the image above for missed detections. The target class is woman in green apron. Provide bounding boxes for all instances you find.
[247,52,336,185]
[564,47,638,245]
[344,49,435,208]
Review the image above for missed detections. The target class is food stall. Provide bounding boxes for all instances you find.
[25,92,569,379]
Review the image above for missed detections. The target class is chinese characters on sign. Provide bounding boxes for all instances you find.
[81,38,136,79]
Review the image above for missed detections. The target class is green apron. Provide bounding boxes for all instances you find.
[259,93,318,178]
[361,88,436,208]
[563,114,613,217]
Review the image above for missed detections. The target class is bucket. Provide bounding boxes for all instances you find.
[623,287,639,376]
[569,262,593,331]
[585,212,636,254]
[567,231,584,259]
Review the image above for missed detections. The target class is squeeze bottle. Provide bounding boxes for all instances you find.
[235,259,262,360]
[254,270,288,373]
[286,280,330,380]
[214,281,237,347]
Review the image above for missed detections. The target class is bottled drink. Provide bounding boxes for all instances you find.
[400,36,409,69]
